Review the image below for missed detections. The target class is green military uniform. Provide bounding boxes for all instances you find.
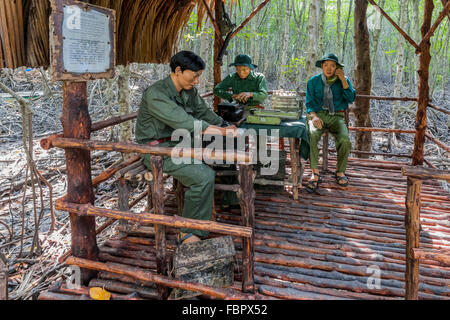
[136,76,225,238]
[213,71,268,108]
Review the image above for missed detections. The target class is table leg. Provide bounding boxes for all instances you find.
[289,138,300,200]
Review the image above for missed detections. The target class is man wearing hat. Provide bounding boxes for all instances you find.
[305,53,356,193]
[214,54,268,109]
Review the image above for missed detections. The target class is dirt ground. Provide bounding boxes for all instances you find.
[0,66,448,299]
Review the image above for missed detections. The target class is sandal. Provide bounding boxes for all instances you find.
[305,175,321,193]
[176,233,201,245]
[335,173,349,187]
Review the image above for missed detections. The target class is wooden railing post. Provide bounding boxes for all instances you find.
[405,176,422,300]
[0,253,7,300]
[62,81,98,285]
[238,164,255,293]
[150,155,168,300]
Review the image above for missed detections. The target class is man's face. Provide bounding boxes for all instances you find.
[322,60,337,78]
[175,67,203,90]
[236,66,251,79]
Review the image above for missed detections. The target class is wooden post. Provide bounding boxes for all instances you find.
[238,164,255,293]
[213,0,223,112]
[405,177,422,300]
[118,177,130,233]
[0,253,7,300]
[150,155,168,300]
[289,138,300,200]
[412,0,434,166]
[175,180,185,216]
[62,81,98,285]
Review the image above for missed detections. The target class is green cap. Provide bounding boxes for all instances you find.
[229,54,258,69]
[315,53,344,68]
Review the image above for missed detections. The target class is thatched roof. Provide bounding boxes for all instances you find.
[0,0,218,69]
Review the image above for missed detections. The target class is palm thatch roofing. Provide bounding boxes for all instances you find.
[0,0,223,69]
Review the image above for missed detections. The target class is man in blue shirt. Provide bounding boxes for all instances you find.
[305,53,356,192]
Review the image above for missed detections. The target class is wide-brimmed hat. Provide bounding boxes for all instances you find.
[229,54,258,69]
[315,53,344,68]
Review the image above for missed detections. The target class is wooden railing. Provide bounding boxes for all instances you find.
[402,166,450,300]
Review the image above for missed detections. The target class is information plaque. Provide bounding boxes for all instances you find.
[50,0,116,81]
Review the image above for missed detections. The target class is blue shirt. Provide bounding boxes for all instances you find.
[305,73,356,114]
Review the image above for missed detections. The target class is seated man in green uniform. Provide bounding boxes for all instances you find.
[305,53,356,193]
[135,51,237,245]
[213,54,268,110]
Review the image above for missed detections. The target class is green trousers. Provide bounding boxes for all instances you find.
[307,110,352,173]
[142,154,215,238]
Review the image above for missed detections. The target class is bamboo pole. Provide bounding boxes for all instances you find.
[66,257,254,300]
[405,177,422,300]
[55,201,253,238]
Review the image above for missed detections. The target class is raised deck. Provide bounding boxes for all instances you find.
[39,157,450,300]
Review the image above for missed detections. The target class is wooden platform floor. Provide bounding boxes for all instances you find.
[41,157,450,300]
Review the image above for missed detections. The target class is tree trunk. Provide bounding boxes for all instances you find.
[118,64,132,161]
[278,0,292,88]
[317,0,326,56]
[342,0,353,63]
[336,0,342,56]
[62,81,99,285]
[353,0,373,156]
[199,20,211,95]
[370,0,385,87]
[390,0,409,148]
[305,0,319,80]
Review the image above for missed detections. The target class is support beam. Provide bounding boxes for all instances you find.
[150,155,168,300]
[404,177,422,300]
[412,0,434,166]
[424,132,450,153]
[61,81,98,285]
[238,164,256,293]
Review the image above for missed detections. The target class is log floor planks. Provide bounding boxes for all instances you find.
[43,157,449,300]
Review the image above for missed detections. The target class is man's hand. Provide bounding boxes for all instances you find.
[310,114,323,129]
[204,125,238,138]
[232,92,253,103]
[335,69,349,89]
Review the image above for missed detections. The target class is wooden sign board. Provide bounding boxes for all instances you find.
[50,0,116,81]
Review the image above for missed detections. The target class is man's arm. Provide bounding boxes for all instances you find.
[192,91,224,126]
[250,75,269,104]
[144,89,210,132]
[213,75,234,102]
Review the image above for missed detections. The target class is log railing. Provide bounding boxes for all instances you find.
[402,166,450,300]
[50,134,256,298]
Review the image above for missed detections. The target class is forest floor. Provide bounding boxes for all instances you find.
[0,66,448,300]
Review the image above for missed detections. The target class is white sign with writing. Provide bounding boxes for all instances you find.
[62,5,112,74]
